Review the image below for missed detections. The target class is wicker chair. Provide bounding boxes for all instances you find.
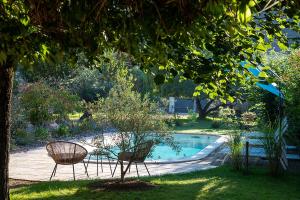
[112,141,154,178]
[46,141,89,180]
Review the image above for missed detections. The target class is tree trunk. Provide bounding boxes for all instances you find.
[120,161,125,182]
[195,98,208,120]
[0,62,14,200]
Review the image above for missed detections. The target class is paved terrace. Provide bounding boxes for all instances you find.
[9,146,225,181]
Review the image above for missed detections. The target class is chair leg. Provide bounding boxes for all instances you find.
[129,164,131,173]
[135,163,140,178]
[50,164,57,181]
[83,160,89,178]
[86,154,92,168]
[108,157,113,176]
[72,164,75,181]
[96,155,99,176]
[112,160,119,177]
[53,164,57,177]
[144,163,150,176]
[101,156,103,172]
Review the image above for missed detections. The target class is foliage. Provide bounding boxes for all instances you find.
[78,118,96,132]
[1,0,298,100]
[20,58,74,82]
[219,107,236,122]
[227,131,243,171]
[14,129,34,146]
[93,68,175,182]
[11,94,27,141]
[241,111,257,122]
[66,66,105,102]
[159,76,196,98]
[264,49,300,143]
[187,109,197,122]
[34,127,49,140]
[20,82,80,125]
[261,121,284,176]
[55,125,71,137]
[131,66,155,96]
[210,121,223,129]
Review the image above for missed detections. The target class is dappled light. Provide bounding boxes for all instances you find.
[10,167,300,200]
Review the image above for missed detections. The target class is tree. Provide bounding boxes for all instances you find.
[1,1,299,199]
[263,49,300,142]
[195,94,225,119]
[159,75,196,98]
[93,68,173,182]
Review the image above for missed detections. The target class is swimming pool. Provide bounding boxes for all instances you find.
[87,134,222,163]
[147,134,219,162]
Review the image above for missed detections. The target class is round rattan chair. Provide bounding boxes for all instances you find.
[46,141,89,180]
[112,141,154,178]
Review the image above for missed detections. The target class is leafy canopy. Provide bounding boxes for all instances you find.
[1,0,299,101]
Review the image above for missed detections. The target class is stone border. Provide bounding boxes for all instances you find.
[85,134,227,165]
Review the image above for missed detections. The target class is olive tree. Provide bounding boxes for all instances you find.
[93,69,175,182]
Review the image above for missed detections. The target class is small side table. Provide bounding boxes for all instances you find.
[86,149,113,176]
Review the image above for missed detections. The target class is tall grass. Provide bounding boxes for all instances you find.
[227,131,243,171]
[261,121,283,176]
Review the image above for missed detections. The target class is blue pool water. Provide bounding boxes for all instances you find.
[148,134,218,161]
[89,134,219,161]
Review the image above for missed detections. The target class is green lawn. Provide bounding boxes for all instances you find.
[174,118,237,135]
[11,166,300,200]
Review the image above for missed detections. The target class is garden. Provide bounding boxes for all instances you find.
[1,1,300,200]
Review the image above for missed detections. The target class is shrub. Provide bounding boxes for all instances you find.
[211,120,223,129]
[241,112,257,123]
[227,131,243,171]
[20,82,80,125]
[15,129,35,146]
[34,127,49,140]
[78,118,96,132]
[263,49,300,143]
[55,125,71,137]
[219,107,236,121]
[187,109,198,122]
[261,121,283,176]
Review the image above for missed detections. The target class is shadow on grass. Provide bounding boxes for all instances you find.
[10,166,300,200]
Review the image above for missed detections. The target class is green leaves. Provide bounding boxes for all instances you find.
[154,74,165,85]
[258,71,268,78]
[0,51,7,65]
[238,5,252,23]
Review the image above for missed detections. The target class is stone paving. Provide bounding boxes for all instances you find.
[9,146,223,181]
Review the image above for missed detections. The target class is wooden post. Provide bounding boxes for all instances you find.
[245,141,249,175]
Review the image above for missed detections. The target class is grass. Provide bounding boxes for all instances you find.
[68,112,83,121]
[10,166,300,200]
[174,118,237,135]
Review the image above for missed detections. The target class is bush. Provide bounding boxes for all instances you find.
[34,127,49,140]
[219,107,236,121]
[227,131,243,171]
[187,109,197,122]
[211,121,223,129]
[263,49,300,143]
[55,125,71,137]
[15,129,35,146]
[20,82,80,125]
[78,118,96,132]
[261,121,283,176]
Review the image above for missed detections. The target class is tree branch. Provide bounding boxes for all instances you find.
[258,0,283,14]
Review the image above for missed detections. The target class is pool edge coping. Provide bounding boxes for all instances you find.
[84,134,228,165]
